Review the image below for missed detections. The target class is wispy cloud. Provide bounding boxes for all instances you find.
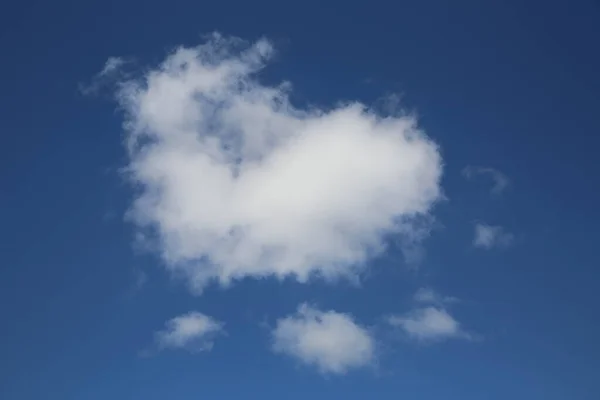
[80,56,128,95]
[462,166,510,195]
[103,33,443,293]
[387,289,472,343]
[99,56,126,77]
[155,312,223,352]
[133,268,147,290]
[473,222,513,249]
[414,287,458,305]
[272,304,375,374]
[387,306,471,342]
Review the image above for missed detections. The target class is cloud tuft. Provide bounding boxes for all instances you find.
[155,312,223,352]
[100,57,126,77]
[272,304,375,374]
[388,306,470,342]
[473,223,513,249]
[414,287,458,305]
[387,289,471,343]
[462,166,509,195]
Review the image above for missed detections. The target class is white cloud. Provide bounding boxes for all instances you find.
[414,287,457,305]
[473,222,513,249]
[388,289,471,342]
[272,304,375,374]
[155,312,223,352]
[100,56,126,77]
[388,306,469,342]
[111,33,443,293]
[80,57,127,95]
[462,166,509,195]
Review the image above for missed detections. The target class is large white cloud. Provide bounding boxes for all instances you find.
[112,34,443,292]
[271,304,375,374]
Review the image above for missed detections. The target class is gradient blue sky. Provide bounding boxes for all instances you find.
[2,1,600,399]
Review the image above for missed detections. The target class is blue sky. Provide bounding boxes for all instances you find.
[1,0,600,399]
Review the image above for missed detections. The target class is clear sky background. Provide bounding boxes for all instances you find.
[1,1,599,399]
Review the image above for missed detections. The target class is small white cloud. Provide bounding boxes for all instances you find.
[155,312,223,352]
[272,304,375,374]
[106,33,443,293]
[100,56,126,77]
[389,289,471,342]
[473,223,513,249]
[462,166,509,195]
[414,287,457,305]
[388,306,469,342]
[81,56,128,95]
